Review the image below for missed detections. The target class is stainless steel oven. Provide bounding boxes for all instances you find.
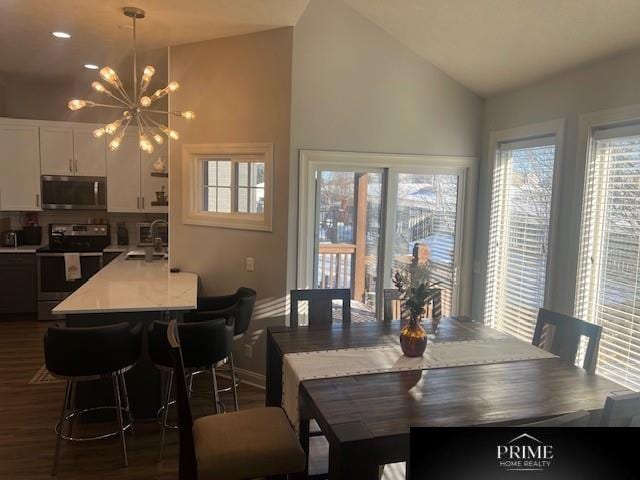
[36,252,103,320]
[41,176,107,210]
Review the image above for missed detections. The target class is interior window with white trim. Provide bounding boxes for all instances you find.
[576,124,640,390]
[183,143,272,231]
[201,156,265,214]
[485,136,557,341]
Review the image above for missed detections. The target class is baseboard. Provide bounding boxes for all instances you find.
[218,367,265,390]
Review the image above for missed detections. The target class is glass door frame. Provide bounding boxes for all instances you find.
[298,150,478,319]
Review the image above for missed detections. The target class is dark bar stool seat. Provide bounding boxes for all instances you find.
[44,322,142,476]
[148,318,233,460]
[184,287,257,411]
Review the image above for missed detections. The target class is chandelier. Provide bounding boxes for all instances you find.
[68,7,194,154]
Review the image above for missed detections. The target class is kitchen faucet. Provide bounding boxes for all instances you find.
[145,219,168,262]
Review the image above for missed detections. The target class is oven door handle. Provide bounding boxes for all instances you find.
[37,252,104,257]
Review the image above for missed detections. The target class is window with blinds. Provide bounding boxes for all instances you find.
[576,124,640,390]
[485,136,556,341]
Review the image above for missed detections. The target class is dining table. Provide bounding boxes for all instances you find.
[265,316,628,479]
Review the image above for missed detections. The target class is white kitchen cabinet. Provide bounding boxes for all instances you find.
[40,126,74,176]
[107,131,168,214]
[73,126,106,176]
[140,142,168,213]
[106,132,141,213]
[0,124,41,211]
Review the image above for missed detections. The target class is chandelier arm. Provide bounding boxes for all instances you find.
[103,89,130,106]
[144,115,168,130]
[143,108,178,116]
[92,103,129,109]
[140,114,156,134]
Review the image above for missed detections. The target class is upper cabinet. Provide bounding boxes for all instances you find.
[73,126,106,176]
[106,131,141,213]
[0,123,41,211]
[40,126,74,176]
[40,124,106,177]
[107,129,168,214]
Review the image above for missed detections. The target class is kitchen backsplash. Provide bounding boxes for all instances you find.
[2,211,168,247]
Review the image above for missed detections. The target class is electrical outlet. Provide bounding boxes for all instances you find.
[246,257,255,272]
[244,344,253,359]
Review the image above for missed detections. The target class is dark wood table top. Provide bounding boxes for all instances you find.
[268,317,628,467]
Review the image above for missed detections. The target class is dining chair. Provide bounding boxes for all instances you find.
[167,320,306,480]
[383,289,401,322]
[289,288,351,328]
[600,391,640,427]
[521,410,591,427]
[532,308,602,373]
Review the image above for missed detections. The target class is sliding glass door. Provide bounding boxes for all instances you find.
[299,152,473,321]
[313,169,383,314]
[389,172,461,316]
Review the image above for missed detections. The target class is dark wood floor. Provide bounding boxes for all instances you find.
[0,319,268,480]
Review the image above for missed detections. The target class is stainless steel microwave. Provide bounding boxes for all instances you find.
[41,176,106,210]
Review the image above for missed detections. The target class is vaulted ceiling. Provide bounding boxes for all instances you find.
[2,0,640,97]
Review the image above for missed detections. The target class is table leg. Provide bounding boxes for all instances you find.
[266,329,283,406]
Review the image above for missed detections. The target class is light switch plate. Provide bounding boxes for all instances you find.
[246,257,255,272]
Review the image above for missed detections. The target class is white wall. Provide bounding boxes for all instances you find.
[474,48,640,320]
[288,0,483,290]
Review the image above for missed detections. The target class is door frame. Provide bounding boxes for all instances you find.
[298,149,478,317]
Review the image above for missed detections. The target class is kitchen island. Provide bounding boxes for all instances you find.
[53,252,198,418]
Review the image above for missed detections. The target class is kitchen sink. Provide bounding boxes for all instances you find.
[125,250,168,261]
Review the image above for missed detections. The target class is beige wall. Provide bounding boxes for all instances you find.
[474,48,640,321]
[287,0,483,290]
[168,28,293,378]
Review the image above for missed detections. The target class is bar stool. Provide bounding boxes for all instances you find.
[185,287,256,411]
[44,322,142,476]
[148,317,233,461]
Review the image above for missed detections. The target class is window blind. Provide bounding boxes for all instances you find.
[576,127,640,390]
[485,137,556,341]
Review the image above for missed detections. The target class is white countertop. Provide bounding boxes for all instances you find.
[0,244,44,253]
[53,252,198,314]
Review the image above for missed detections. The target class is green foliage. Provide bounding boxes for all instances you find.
[392,262,441,322]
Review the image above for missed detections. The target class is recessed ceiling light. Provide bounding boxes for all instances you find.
[52,31,71,39]
[84,64,99,70]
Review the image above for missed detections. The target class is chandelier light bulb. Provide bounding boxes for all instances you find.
[139,133,154,153]
[99,67,121,87]
[142,66,155,80]
[92,81,106,93]
[180,111,195,120]
[140,96,152,107]
[93,128,106,138]
[161,127,179,140]
[167,81,180,92]
[68,99,95,111]
[105,119,122,135]
[109,137,122,151]
[152,133,164,145]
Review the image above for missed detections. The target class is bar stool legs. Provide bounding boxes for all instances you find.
[210,367,221,414]
[112,373,128,467]
[52,381,72,476]
[158,370,174,461]
[118,373,134,437]
[229,353,239,412]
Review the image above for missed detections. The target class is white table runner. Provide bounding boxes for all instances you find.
[282,337,556,429]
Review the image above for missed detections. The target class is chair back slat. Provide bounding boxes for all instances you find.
[601,391,640,427]
[289,289,351,328]
[167,320,198,480]
[532,309,602,373]
[383,289,401,323]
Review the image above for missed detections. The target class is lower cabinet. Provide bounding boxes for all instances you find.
[0,254,37,314]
